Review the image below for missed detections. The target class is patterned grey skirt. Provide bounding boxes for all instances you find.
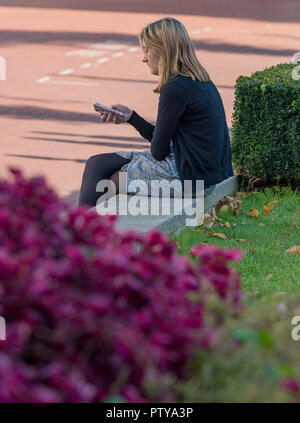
[115,142,180,196]
[116,142,216,197]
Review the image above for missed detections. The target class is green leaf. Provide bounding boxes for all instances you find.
[279,364,294,377]
[257,330,274,348]
[232,328,258,342]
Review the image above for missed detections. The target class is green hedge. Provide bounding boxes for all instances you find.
[231,63,300,185]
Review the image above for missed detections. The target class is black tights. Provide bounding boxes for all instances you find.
[79,153,131,207]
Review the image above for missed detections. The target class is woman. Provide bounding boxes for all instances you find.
[79,17,234,206]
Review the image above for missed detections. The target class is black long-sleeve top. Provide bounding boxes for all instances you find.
[127,75,234,190]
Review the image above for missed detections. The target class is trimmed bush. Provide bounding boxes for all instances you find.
[0,169,242,403]
[231,63,300,185]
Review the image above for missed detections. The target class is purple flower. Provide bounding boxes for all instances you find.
[0,168,243,403]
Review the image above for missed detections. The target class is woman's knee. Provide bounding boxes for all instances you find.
[85,154,106,169]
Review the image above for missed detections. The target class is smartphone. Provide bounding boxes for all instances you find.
[93,102,125,118]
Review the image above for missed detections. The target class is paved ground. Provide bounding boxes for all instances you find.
[0,1,299,199]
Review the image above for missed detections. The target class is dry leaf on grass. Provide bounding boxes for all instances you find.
[195,229,207,234]
[247,209,260,217]
[211,207,222,221]
[263,205,273,215]
[266,274,273,280]
[286,246,300,255]
[259,223,265,227]
[201,208,222,229]
[225,195,242,208]
[225,222,231,229]
[281,230,291,236]
[209,232,230,240]
[202,213,214,229]
[219,205,229,213]
[215,196,242,213]
[235,239,248,243]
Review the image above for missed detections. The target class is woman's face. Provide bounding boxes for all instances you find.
[142,46,160,75]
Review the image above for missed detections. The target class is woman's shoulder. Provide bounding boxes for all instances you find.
[166,75,214,90]
[161,76,216,102]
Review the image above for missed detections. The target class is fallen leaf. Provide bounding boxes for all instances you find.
[292,220,298,229]
[265,274,273,280]
[211,207,222,222]
[209,232,230,240]
[211,207,217,219]
[225,222,231,229]
[259,223,265,227]
[215,199,227,210]
[268,200,278,207]
[231,208,239,216]
[216,196,242,213]
[202,210,222,229]
[263,205,273,215]
[219,205,229,213]
[247,209,260,217]
[281,230,291,236]
[202,213,214,228]
[286,246,300,255]
[248,248,254,254]
[195,229,207,234]
[225,195,242,208]
[235,239,248,243]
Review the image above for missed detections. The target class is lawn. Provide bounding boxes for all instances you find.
[172,186,300,294]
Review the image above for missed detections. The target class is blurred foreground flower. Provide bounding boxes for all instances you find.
[0,169,242,402]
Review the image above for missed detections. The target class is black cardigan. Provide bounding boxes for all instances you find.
[127,75,234,190]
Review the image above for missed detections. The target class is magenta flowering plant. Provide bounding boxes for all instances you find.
[0,169,242,402]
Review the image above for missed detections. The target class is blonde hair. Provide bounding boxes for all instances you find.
[139,17,210,94]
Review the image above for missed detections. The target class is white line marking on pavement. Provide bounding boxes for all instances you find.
[66,50,106,57]
[104,40,133,45]
[112,52,124,58]
[49,80,100,86]
[90,42,128,50]
[203,27,212,32]
[97,58,109,64]
[36,76,51,84]
[128,47,139,52]
[80,63,92,69]
[58,69,74,75]
[192,29,201,34]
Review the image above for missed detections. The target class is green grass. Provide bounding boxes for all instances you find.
[172,186,300,294]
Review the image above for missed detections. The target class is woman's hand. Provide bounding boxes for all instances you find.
[99,104,133,124]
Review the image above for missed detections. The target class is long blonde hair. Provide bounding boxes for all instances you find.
[139,17,210,94]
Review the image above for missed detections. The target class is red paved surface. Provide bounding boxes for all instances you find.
[0,3,299,198]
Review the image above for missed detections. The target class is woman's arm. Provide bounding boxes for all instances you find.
[150,81,191,160]
[127,111,155,142]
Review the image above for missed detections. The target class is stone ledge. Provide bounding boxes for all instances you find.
[94,175,239,235]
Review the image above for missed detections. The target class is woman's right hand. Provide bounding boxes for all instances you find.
[99,104,133,124]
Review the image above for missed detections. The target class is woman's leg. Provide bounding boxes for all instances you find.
[79,153,130,207]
